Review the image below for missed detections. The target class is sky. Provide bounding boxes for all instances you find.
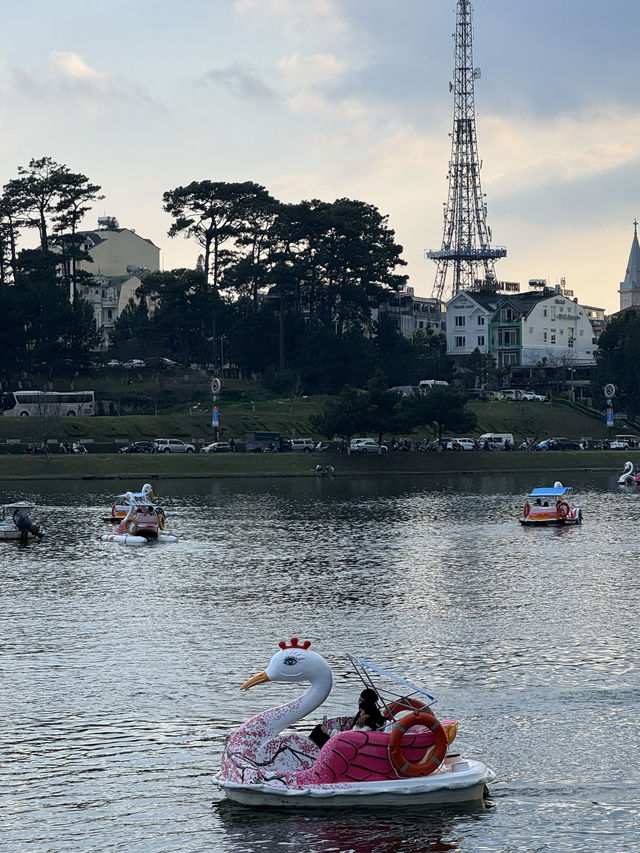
[1,0,639,314]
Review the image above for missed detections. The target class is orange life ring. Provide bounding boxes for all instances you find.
[388,711,448,777]
[523,502,531,517]
[125,518,138,535]
[557,500,570,519]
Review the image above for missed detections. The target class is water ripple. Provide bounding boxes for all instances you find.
[1,471,638,852]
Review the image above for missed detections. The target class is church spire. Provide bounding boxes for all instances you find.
[619,219,640,310]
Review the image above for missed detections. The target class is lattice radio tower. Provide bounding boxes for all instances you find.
[427,0,506,301]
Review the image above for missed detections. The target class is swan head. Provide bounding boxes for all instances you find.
[240,638,332,691]
[142,483,154,495]
[553,481,563,489]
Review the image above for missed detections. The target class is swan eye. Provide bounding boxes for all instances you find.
[283,656,298,666]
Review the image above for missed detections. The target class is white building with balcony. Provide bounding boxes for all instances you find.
[446,284,597,368]
[375,286,445,336]
[74,217,160,349]
[78,273,144,348]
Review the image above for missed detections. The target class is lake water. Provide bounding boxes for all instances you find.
[1,471,638,852]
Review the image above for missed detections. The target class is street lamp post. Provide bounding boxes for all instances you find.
[211,377,221,442]
[218,334,227,377]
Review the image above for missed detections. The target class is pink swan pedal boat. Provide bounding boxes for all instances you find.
[100,489,177,546]
[215,639,496,808]
[520,483,582,526]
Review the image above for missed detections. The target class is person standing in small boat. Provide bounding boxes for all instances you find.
[12,508,43,542]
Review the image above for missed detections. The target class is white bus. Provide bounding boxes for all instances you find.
[0,391,96,417]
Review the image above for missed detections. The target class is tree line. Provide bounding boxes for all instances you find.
[0,156,454,394]
[8,155,628,430]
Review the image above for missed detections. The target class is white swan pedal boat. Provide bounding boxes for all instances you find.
[101,490,177,546]
[0,502,43,541]
[520,483,582,526]
[103,483,157,522]
[618,461,640,487]
[215,639,495,808]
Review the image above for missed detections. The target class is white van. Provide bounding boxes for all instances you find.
[419,380,449,391]
[500,389,522,402]
[478,433,514,450]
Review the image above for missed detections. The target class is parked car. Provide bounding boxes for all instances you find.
[119,441,157,454]
[201,441,232,453]
[349,438,388,454]
[154,438,195,453]
[522,390,547,402]
[107,359,121,367]
[123,359,146,369]
[609,439,630,450]
[545,437,581,451]
[289,438,315,453]
[449,437,477,451]
[467,389,488,401]
[500,389,522,402]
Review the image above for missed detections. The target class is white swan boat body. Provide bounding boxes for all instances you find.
[520,483,582,526]
[618,461,640,487]
[101,490,177,546]
[104,483,156,522]
[0,502,43,542]
[215,639,495,808]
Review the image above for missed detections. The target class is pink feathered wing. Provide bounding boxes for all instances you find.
[294,721,457,786]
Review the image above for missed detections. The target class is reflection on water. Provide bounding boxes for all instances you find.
[215,799,481,853]
[0,471,638,852]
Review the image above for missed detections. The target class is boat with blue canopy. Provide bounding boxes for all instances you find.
[520,482,582,526]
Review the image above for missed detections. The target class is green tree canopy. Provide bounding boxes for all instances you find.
[162,181,276,288]
[402,386,477,438]
[594,310,640,419]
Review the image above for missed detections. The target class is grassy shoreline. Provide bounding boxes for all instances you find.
[0,450,636,481]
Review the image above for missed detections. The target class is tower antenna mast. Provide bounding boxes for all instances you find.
[427,0,506,301]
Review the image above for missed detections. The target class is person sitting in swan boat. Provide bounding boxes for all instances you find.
[311,687,385,746]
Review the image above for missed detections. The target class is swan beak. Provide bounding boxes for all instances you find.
[240,670,270,691]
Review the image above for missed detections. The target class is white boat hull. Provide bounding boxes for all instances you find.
[0,528,39,541]
[101,533,147,546]
[101,532,178,546]
[216,759,495,809]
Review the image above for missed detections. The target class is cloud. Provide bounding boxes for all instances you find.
[280,57,352,118]
[279,52,346,87]
[0,51,162,115]
[232,0,348,42]
[51,51,110,89]
[480,105,640,195]
[198,63,278,101]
